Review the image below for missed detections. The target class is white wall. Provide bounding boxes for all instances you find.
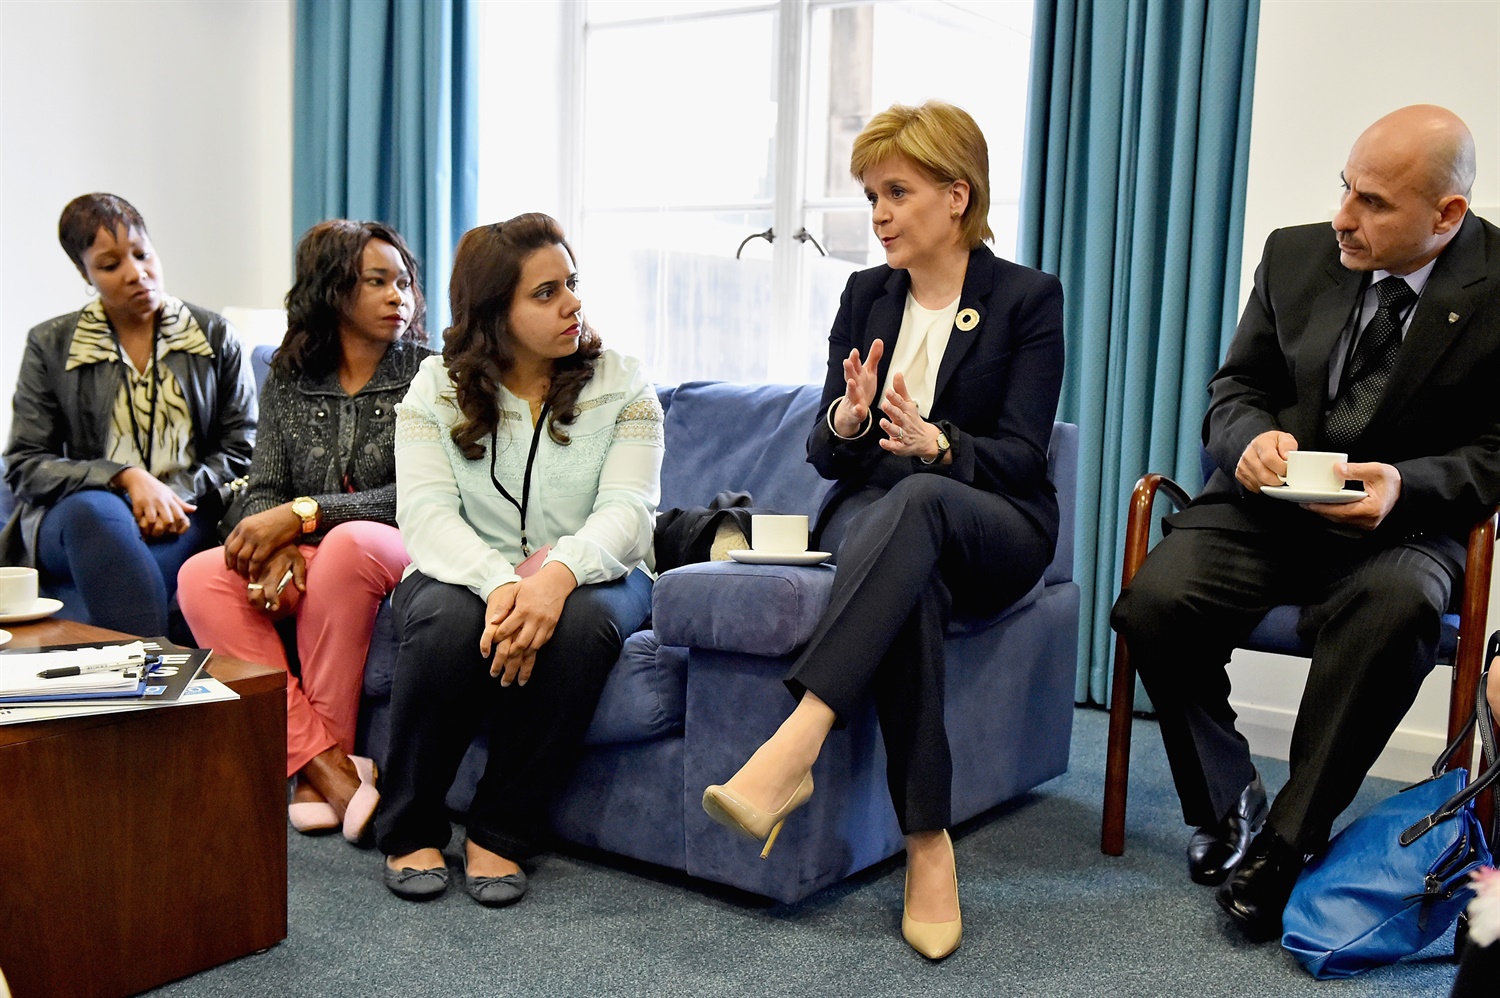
[0,0,294,441]
[1230,0,1500,781]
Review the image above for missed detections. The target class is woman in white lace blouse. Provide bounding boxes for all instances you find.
[374,214,664,907]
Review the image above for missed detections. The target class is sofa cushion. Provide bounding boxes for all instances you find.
[659,382,833,518]
[652,561,836,656]
[583,629,688,745]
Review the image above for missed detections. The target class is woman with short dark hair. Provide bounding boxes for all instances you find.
[1,193,256,635]
[178,219,431,842]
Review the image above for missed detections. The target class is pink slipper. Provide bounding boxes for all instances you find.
[343,755,380,844]
[288,801,340,834]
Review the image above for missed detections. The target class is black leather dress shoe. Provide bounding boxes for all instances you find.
[1187,773,1268,886]
[1215,829,1308,943]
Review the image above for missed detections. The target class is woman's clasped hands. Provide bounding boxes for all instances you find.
[481,561,579,687]
[224,504,306,578]
[244,544,307,612]
[111,466,196,537]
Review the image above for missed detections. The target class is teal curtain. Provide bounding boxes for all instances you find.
[1017,0,1260,706]
[294,0,477,337]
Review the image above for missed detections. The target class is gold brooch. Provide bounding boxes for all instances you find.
[955,308,980,331]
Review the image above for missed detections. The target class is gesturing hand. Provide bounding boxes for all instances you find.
[1236,430,1298,493]
[111,467,195,537]
[1304,462,1402,530]
[832,339,885,437]
[224,503,305,579]
[480,561,579,687]
[878,372,941,461]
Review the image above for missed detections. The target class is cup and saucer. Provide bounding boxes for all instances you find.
[1261,450,1366,505]
[727,514,832,566]
[0,567,65,625]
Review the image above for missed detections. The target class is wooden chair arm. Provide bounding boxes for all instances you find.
[1103,471,1192,855]
[1119,474,1193,589]
[1447,509,1497,754]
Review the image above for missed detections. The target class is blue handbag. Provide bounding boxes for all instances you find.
[1281,643,1498,980]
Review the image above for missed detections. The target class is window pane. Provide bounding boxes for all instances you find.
[584,11,778,209]
[586,0,769,26]
[804,1,1034,264]
[579,209,778,385]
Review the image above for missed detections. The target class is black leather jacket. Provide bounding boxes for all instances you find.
[0,303,258,565]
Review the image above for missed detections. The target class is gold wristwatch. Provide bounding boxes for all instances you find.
[922,430,952,465]
[291,496,320,534]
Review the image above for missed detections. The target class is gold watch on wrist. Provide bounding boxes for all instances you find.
[922,429,952,466]
[291,496,320,534]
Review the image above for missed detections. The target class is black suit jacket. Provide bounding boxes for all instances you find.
[1176,213,1500,562]
[806,245,1065,547]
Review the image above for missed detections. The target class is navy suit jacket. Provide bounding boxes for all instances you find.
[1176,212,1500,563]
[806,245,1065,548]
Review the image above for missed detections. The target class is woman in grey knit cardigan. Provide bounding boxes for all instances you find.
[178,220,432,843]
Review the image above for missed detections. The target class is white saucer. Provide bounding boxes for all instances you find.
[1262,486,1366,505]
[0,597,65,624]
[0,629,10,646]
[727,550,833,566]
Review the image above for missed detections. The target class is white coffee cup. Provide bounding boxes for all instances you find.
[0,567,39,614]
[751,514,809,554]
[1283,451,1347,493]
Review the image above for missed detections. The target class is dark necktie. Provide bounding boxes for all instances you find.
[1324,275,1417,446]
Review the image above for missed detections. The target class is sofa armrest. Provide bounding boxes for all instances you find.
[652,561,835,656]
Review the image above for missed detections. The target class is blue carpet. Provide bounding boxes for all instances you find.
[150,707,1459,996]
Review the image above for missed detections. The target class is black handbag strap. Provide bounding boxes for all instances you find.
[1402,634,1500,845]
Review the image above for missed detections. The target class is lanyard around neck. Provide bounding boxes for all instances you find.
[489,404,550,558]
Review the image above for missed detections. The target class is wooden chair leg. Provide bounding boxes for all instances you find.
[1102,632,1136,856]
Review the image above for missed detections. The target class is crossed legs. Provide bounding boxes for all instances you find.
[177,521,408,831]
[710,475,1052,948]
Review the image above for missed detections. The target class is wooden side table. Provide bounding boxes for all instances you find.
[0,620,286,998]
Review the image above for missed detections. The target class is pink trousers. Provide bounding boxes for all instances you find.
[177,521,409,777]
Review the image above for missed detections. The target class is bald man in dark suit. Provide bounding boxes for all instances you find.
[1112,105,1500,941]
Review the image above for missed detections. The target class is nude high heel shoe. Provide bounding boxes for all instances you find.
[701,771,814,859]
[902,830,962,960]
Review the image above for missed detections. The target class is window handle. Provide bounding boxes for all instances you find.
[795,228,827,257]
[735,228,775,260]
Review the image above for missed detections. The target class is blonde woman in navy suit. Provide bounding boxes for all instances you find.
[702,102,1064,959]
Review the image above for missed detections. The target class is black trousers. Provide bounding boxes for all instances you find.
[374,568,653,860]
[1110,517,1460,852]
[789,475,1052,834]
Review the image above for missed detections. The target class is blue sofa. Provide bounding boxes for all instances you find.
[355,377,1081,903]
[6,346,1079,903]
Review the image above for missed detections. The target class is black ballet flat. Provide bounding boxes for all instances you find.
[382,861,450,901]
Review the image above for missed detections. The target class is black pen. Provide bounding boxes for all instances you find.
[36,661,144,680]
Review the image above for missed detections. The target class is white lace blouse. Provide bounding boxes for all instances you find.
[394,350,664,599]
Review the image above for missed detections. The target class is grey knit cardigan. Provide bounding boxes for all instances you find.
[235,339,433,534]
